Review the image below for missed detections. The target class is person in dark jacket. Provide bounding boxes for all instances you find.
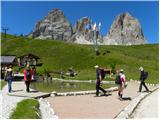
[139,67,149,92]
[6,65,13,93]
[95,65,106,96]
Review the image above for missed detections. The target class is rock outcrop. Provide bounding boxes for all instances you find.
[71,17,103,44]
[103,13,146,45]
[28,9,72,42]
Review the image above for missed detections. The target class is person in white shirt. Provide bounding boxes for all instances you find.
[119,69,127,99]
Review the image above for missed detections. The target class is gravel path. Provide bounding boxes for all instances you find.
[0,85,26,119]
[0,80,157,119]
[131,89,159,118]
[46,81,155,119]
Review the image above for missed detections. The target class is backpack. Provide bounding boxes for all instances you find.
[143,72,148,80]
[100,69,106,80]
[26,70,31,80]
[115,75,121,84]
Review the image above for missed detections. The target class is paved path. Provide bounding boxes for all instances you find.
[7,81,50,98]
[46,81,156,119]
[130,89,159,118]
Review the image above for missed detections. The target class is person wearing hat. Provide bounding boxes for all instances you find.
[23,65,32,92]
[94,65,106,96]
[119,69,127,100]
[6,65,13,93]
[139,67,149,92]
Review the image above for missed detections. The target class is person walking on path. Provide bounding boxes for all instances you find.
[6,65,14,93]
[119,69,127,100]
[115,70,122,98]
[23,65,32,92]
[139,67,149,92]
[95,65,106,96]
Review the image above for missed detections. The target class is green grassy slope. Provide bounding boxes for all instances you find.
[1,34,159,83]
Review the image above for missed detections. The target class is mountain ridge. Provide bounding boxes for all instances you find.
[28,9,146,45]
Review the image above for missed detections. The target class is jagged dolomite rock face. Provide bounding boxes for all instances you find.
[103,13,146,45]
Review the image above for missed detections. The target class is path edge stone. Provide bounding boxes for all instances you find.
[50,86,118,97]
[114,86,159,119]
[38,97,58,119]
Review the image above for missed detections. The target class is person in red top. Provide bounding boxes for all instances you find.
[23,65,32,92]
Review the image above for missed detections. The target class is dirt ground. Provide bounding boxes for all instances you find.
[46,81,154,119]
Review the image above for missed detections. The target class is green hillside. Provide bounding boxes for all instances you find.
[1,34,159,84]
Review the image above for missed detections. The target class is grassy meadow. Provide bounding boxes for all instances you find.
[1,34,159,84]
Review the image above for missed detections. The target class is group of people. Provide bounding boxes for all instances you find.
[4,65,36,93]
[5,63,150,97]
[94,65,150,100]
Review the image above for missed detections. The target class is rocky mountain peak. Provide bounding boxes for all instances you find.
[103,12,146,45]
[44,9,65,22]
[71,17,103,44]
[28,8,72,41]
[73,17,90,33]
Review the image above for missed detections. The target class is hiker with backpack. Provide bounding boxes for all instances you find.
[94,65,106,97]
[139,67,149,92]
[115,69,127,100]
[115,70,121,98]
[23,65,32,92]
[6,65,14,93]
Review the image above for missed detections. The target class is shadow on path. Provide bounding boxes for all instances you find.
[94,93,112,97]
[12,90,23,92]
[29,90,39,93]
[121,97,132,101]
[11,89,39,93]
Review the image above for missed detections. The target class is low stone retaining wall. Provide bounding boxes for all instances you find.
[52,78,115,84]
[129,79,159,87]
[38,98,58,119]
[51,87,118,97]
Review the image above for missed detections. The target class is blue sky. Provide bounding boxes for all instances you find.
[1,1,159,43]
